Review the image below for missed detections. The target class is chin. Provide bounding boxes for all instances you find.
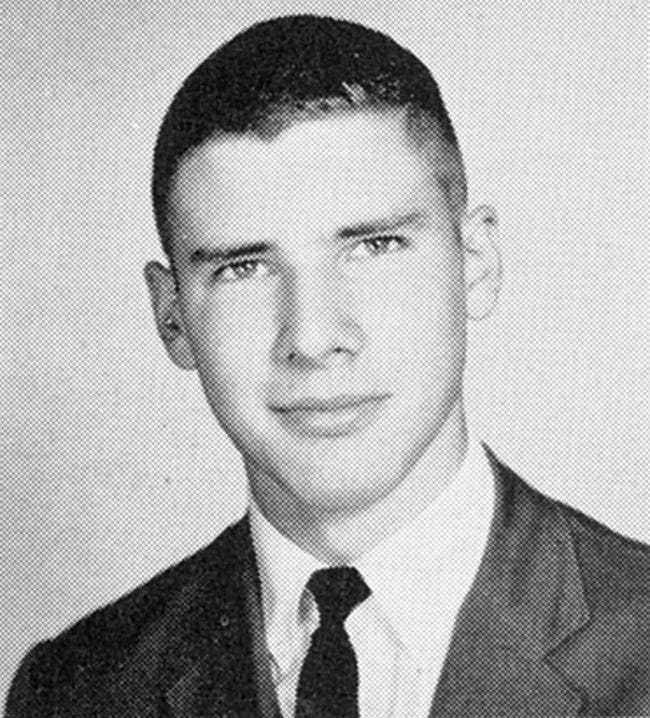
[285,461,402,517]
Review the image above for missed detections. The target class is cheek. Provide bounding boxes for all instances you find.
[359,254,466,367]
[186,289,276,393]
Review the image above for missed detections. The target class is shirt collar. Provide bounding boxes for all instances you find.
[249,497,324,672]
[249,436,494,672]
[355,437,494,668]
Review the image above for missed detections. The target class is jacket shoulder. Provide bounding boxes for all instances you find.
[48,517,246,650]
[543,483,650,711]
[490,451,649,604]
[557,498,650,607]
[5,518,248,717]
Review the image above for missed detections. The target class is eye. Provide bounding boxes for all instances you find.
[349,235,407,259]
[213,258,268,283]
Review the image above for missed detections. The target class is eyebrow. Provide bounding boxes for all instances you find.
[336,210,430,239]
[187,209,430,265]
[189,241,271,266]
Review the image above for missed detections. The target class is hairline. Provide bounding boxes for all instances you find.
[159,103,467,262]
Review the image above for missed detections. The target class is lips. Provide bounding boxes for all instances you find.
[270,393,390,437]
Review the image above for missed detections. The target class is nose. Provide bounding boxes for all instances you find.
[272,265,364,369]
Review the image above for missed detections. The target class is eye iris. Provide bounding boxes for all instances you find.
[369,237,395,253]
[214,259,261,282]
[234,260,256,277]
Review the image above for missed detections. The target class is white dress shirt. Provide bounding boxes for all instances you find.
[248,438,495,718]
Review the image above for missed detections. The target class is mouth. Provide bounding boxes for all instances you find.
[270,393,390,438]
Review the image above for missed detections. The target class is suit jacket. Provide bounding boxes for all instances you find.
[6,451,650,717]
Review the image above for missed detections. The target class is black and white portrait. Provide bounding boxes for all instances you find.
[3,2,648,715]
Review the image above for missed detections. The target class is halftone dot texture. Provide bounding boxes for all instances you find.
[295,568,370,717]
[3,1,648,713]
[152,13,463,256]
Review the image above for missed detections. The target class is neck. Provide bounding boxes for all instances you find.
[250,403,468,563]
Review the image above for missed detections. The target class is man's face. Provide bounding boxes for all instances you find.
[157,111,478,516]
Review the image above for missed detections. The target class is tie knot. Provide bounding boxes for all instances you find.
[307,567,370,625]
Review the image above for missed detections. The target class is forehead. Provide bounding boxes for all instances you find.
[167,111,452,244]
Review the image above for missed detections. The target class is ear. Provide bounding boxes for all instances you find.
[460,205,502,320]
[143,261,196,370]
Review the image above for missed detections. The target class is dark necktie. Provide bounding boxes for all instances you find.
[294,567,371,718]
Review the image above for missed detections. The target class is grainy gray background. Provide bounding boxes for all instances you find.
[2,0,648,703]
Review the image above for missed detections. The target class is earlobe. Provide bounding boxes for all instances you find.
[461,205,502,321]
[143,261,197,370]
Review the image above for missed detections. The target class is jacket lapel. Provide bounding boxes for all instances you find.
[430,450,590,716]
[102,517,277,718]
[163,516,279,718]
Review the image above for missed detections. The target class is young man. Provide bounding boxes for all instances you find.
[7,14,649,718]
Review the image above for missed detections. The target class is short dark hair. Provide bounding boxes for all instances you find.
[152,14,465,257]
